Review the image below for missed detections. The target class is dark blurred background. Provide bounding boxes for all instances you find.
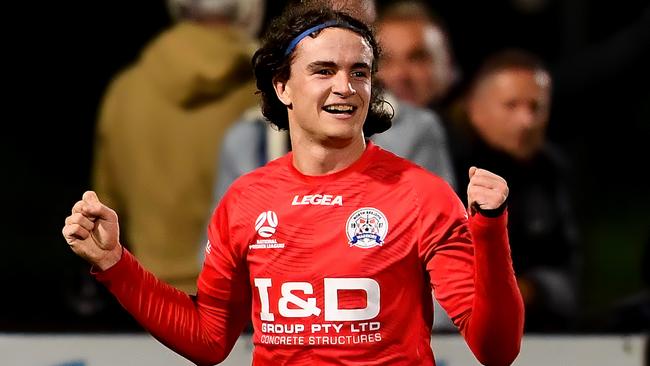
[2,0,648,332]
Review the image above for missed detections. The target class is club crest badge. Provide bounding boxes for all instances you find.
[346,207,388,248]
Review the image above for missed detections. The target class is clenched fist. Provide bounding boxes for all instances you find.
[62,191,122,270]
[467,167,509,216]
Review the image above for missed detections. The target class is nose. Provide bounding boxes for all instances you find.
[516,106,537,129]
[332,72,357,97]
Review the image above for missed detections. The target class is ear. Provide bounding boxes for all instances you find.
[273,77,292,107]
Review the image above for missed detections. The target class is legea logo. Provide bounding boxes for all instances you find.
[255,211,278,238]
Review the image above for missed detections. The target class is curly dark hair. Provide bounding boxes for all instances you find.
[252,4,392,137]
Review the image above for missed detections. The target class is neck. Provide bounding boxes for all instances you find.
[289,131,367,176]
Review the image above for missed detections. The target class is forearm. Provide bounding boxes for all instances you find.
[93,249,242,366]
[462,211,524,365]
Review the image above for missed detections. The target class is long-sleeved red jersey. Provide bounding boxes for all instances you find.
[95,141,524,365]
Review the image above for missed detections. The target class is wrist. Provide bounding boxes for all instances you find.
[475,199,508,218]
[96,245,123,271]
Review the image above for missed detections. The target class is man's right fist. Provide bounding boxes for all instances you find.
[62,191,122,270]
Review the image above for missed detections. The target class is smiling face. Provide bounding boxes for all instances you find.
[273,27,373,147]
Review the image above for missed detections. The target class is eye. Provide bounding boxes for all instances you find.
[504,101,518,110]
[352,70,369,79]
[316,69,334,76]
[529,101,543,113]
[408,49,431,63]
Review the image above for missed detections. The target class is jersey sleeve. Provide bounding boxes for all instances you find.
[93,190,251,366]
[416,176,524,365]
[416,177,475,322]
[459,211,524,365]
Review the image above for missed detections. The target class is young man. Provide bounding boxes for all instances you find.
[63,5,523,366]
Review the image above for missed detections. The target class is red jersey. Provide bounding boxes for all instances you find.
[95,142,523,366]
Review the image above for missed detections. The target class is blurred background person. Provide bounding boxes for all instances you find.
[375,0,467,187]
[376,0,458,113]
[92,0,264,295]
[447,49,581,332]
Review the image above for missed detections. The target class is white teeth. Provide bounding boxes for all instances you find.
[324,105,355,113]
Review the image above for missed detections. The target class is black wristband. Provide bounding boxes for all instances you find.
[475,199,508,218]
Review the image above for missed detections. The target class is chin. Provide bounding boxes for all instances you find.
[512,149,536,162]
[320,130,360,147]
[324,131,356,141]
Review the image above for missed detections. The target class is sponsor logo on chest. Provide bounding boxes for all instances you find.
[292,194,343,206]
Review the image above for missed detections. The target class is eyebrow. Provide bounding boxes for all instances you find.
[306,61,372,71]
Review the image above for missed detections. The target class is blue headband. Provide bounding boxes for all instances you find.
[284,20,350,56]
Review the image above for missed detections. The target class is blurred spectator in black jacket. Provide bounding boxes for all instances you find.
[448,49,581,332]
